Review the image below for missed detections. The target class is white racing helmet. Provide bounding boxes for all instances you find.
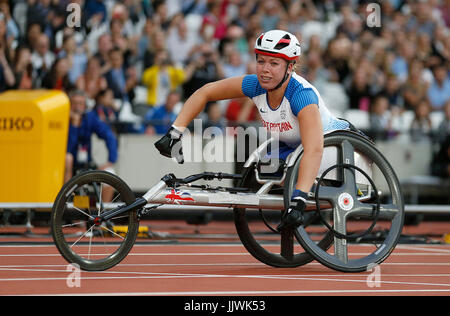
[254,30,301,61]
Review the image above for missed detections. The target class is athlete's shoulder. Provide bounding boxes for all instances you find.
[241,74,266,98]
[285,73,319,116]
[285,73,318,94]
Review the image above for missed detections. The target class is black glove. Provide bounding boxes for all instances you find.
[277,189,307,231]
[154,126,184,164]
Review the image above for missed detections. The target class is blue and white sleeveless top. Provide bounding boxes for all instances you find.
[242,73,349,147]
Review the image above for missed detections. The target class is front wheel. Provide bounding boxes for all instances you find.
[51,170,138,271]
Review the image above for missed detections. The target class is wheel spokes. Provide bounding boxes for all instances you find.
[332,205,348,263]
[280,229,294,260]
[340,140,358,196]
[348,202,400,220]
[62,183,128,258]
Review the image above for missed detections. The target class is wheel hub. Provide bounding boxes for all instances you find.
[338,192,354,211]
[92,216,103,226]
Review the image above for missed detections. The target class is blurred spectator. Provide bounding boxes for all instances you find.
[181,0,208,16]
[379,73,404,109]
[286,0,318,32]
[258,0,287,32]
[402,59,430,111]
[183,43,224,99]
[436,101,450,144]
[44,6,67,51]
[85,0,108,27]
[141,49,185,107]
[221,24,249,61]
[153,1,172,31]
[440,0,450,27]
[166,14,198,66]
[143,90,180,135]
[432,24,449,62]
[406,1,437,38]
[137,18,156,67]
[303,50,331,84]
[323,37,352,84]
[94,88,119,127]
[347,66,371,111]
[416,32,433,63]
[26,0,52,29]
[203,102,226,132]
[410,98,433,142]
[431,135,450,179]
[110,2,143,41]
[427,63,450,111]
[25,21,42,50]
[223,49,246,78]
[109,18,131,59]
[12,45,33,89]
[200,1,228,41]
[58,33,88,84]
[0,38,14,91]
[94,33,113,70]
[225,97,258,124]
[390,41,415,83]
[0,10,13,63]
[65,89,118,184]
[30,33,55,86]
[104,47,137,102]
[336,4,363,41]
[54,26,86,56]
[369,94,396,140]
[141,28,167,70]
[0,1,19,44]
[0,0,446,149]
[76,56,108,100]
[41,57,73,91]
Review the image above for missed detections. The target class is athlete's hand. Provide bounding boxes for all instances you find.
[277,189,307,231]
[154,126,184,164]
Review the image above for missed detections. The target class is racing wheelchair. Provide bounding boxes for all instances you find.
[51,129,404,272]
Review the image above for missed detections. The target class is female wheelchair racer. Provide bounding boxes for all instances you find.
[155,30,350,232]
[52,30,404,272]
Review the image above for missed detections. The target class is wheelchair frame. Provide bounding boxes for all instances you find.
[52,130,404,272]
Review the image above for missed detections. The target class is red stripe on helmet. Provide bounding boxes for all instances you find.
[277,38,291,44]
[254,49,298,61]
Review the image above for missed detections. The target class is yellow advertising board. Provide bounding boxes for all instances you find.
[0,90,69,202]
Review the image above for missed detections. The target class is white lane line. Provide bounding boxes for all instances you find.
[396,245,450,253]
[1,243,448,250]
[1,251,450,257]
[26,289,450,296]
[1,268,450,289]
[3,263,450,272]
[0,253,251,257]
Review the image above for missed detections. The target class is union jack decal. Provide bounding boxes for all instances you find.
[164,189,195,204]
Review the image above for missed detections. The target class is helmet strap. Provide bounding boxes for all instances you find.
[268,61,294,92]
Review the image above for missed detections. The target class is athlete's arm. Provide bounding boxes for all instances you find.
[173,76,247,130]
[295,104,323,193]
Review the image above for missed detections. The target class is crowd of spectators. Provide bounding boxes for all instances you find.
[0,0,449,176]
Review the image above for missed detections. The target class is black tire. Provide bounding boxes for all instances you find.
[233,166,334,268]
[289,131,405,272]
[51,170,138,271]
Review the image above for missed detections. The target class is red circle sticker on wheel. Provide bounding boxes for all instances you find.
[338,192,354,211]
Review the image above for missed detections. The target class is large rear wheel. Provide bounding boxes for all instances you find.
[234,166,334,268]
[288,131,405,272]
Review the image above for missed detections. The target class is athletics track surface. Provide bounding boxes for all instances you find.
[0,220,449,297]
